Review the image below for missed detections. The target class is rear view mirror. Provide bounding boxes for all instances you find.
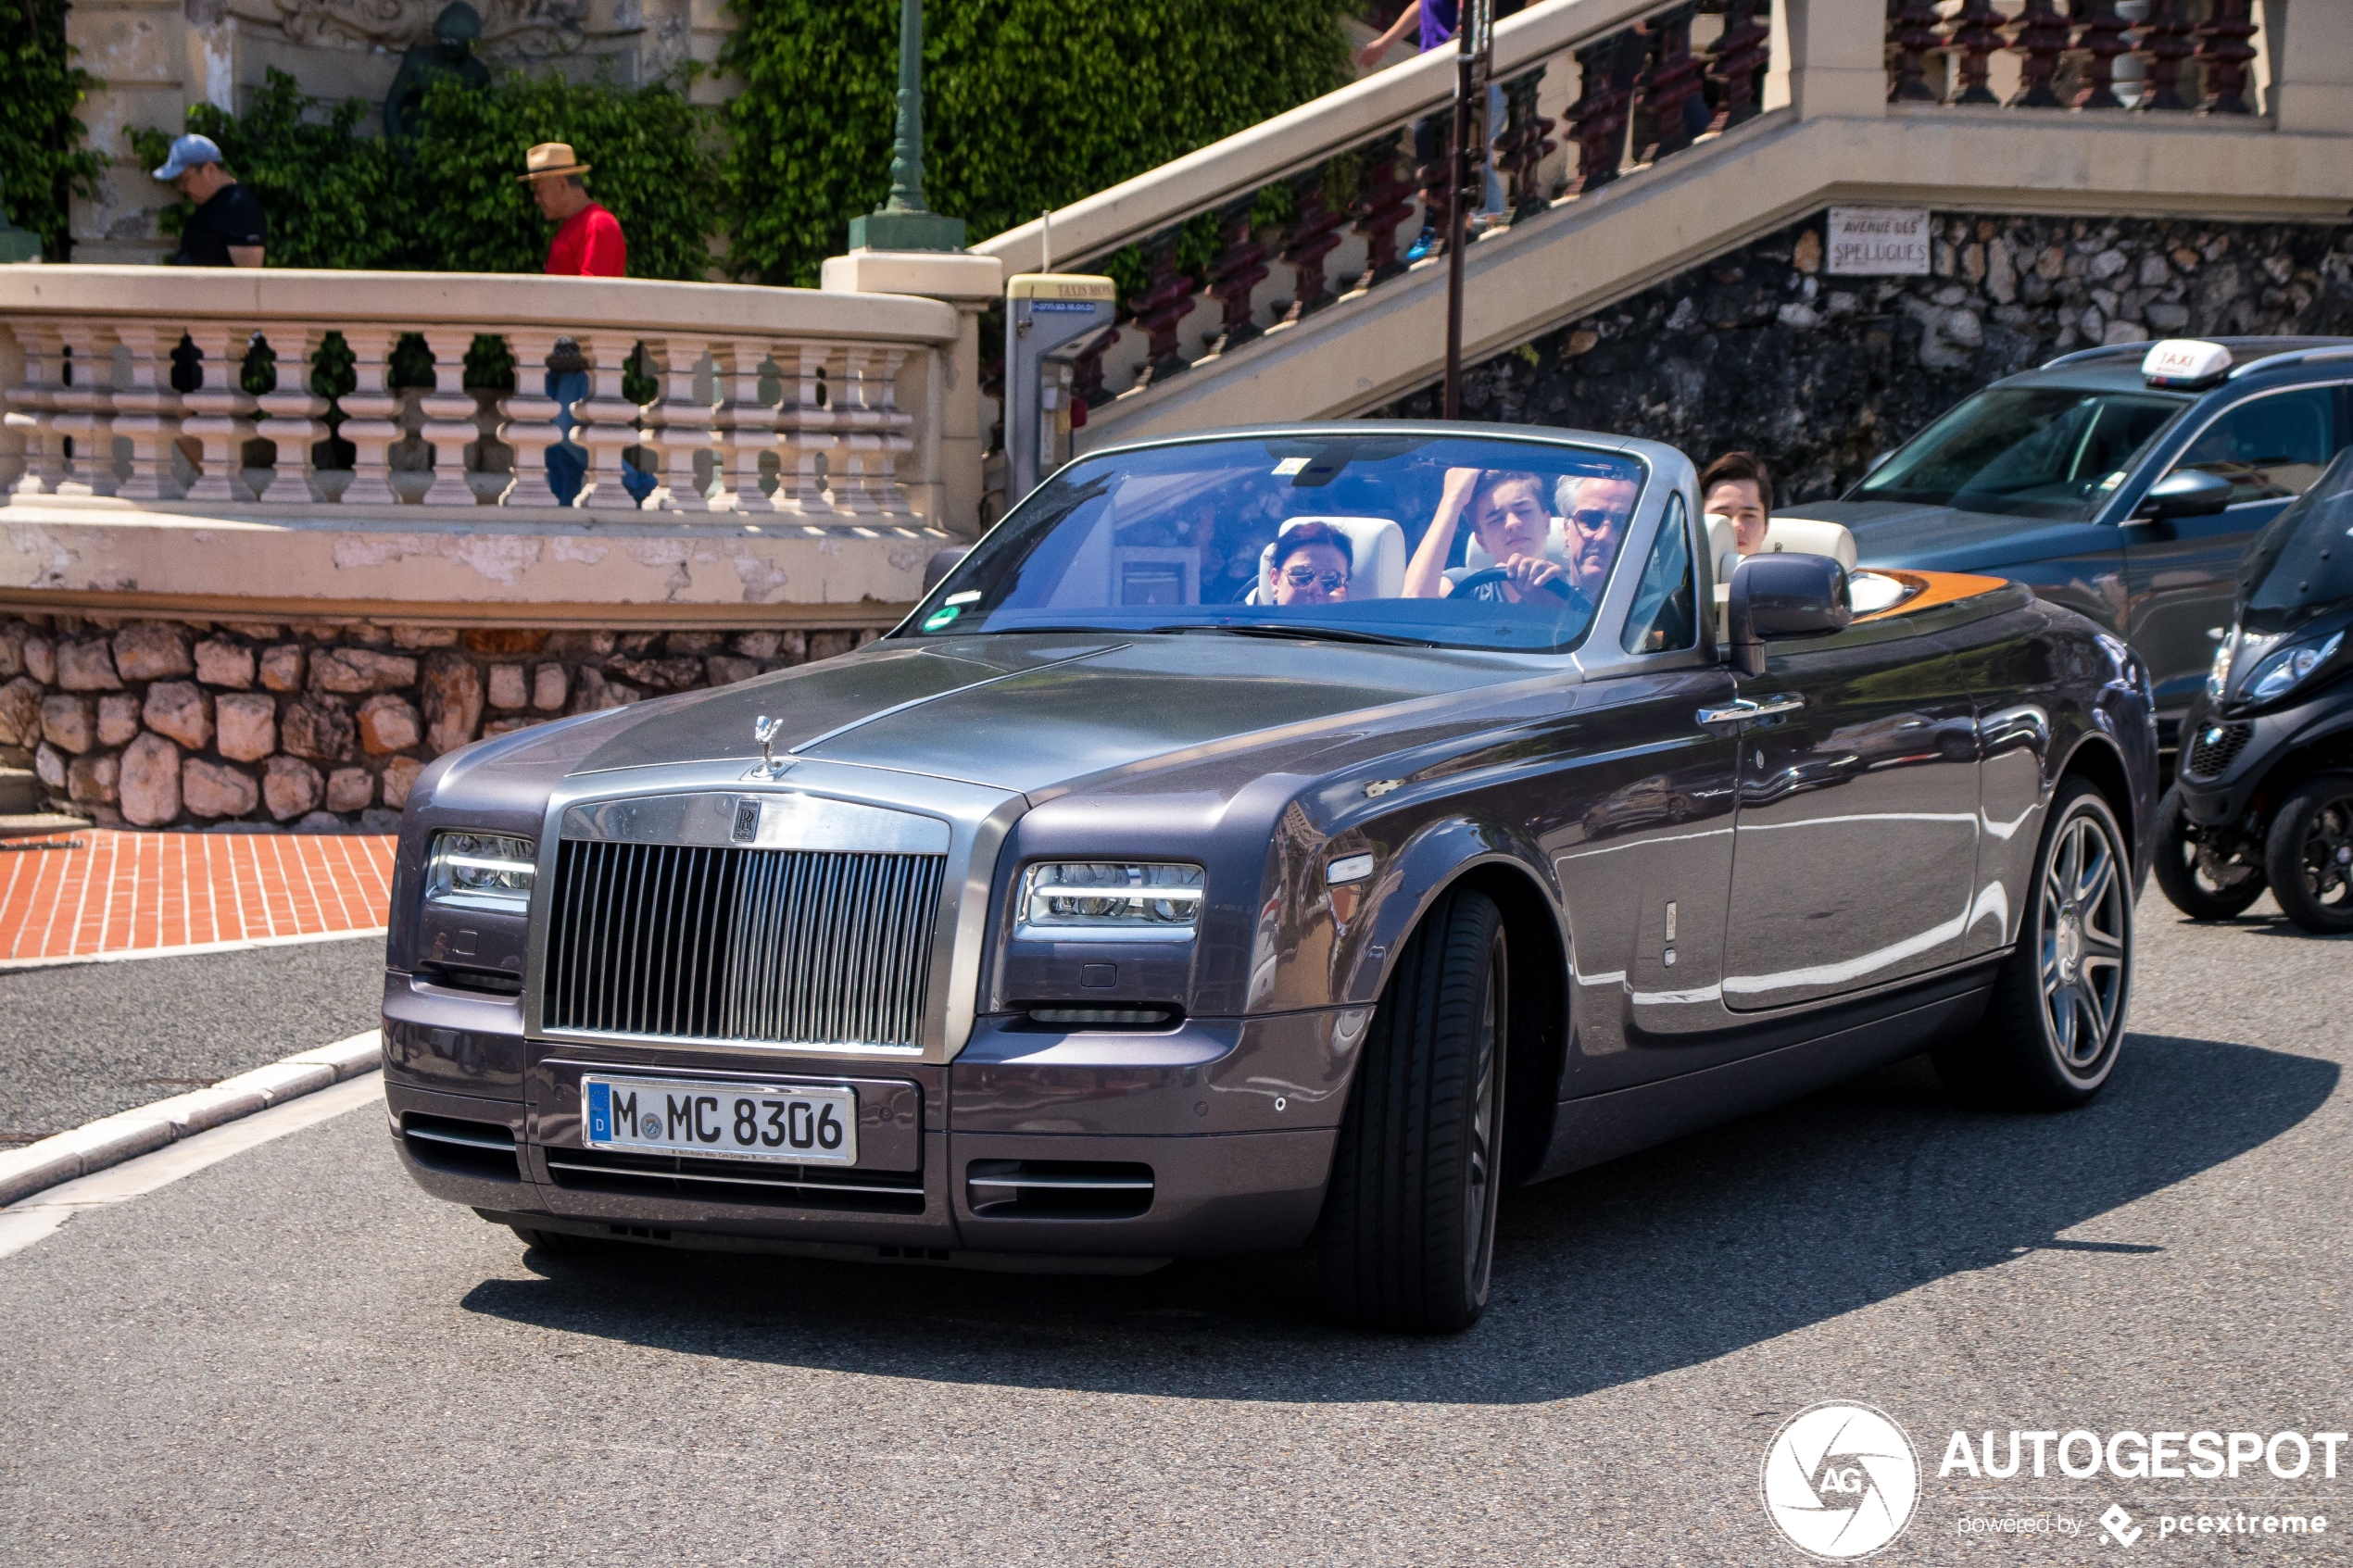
[1727,553,1853,676]
[2136,469,2232,521]
[923,547,971,593]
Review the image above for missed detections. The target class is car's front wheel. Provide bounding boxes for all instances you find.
[1935,780,2133,1110]
[1317,887,1507,1334]
[2264,771,2353,934]
[2151,785,2266,920]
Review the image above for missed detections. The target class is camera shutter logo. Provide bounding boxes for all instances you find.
[1760,1401,1919,1560]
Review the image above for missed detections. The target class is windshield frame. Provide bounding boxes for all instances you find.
[893,425,1680,660]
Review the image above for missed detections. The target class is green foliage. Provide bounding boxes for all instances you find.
[132,67,723,278]
[396,69,724,279]
[722,0,1353,287]
[0,0,107,259]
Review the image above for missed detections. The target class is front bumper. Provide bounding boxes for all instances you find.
[383,972,1364,1262]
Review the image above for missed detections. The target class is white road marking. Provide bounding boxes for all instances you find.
[0,925,385,973]
[0,1073,384,1261]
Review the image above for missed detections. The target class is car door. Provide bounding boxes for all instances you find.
[2122,382,2351,734]
[1718,616,1982,1012]
[1552,494,1744,1095]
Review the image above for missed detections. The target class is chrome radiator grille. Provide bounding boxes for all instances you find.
[541,839,945,1048]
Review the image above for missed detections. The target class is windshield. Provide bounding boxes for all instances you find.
[2237,447,2353,634]
[1853,385,2186,520]
[901,434,1649,653]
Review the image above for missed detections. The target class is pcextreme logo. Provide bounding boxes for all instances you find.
[1761,1401,1922,1561]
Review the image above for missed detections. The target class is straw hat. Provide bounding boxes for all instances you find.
[517,142,592,182]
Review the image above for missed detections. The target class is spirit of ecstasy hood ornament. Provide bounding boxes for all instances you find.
[749,715,790,779]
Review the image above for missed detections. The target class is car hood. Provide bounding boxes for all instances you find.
[1780,499,2118,571]
[554,633,1547,797]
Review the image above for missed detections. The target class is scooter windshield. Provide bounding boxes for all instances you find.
[2238,446,2353,635]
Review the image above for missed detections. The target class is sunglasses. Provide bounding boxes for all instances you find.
[1567,508,1619,531]
[1282,567,1348,590]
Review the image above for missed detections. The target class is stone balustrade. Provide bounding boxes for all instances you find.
[0,268,962,521]
[1883,0,2260,111]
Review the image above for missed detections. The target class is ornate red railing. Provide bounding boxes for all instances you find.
[1883,0,2265,112]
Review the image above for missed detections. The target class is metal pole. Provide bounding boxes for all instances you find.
[1442,0,1492,420]
[885,0,928,214]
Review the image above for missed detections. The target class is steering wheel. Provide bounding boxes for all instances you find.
[1451,566,1576,600]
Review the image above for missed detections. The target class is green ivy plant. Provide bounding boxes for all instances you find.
[131,68,724,279]
[0,0,107,259]
[721,0,1353,287]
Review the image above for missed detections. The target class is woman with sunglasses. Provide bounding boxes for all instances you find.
[1267,521,1353,606]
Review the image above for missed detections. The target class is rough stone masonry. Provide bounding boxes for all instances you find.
[1379,208,2353,504]
[0,618,877,831]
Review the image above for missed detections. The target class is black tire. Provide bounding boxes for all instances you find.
[2151,784,2266,920]
[1317,887,1508,1334]
[1934,781,2133,1110]
[2264,772,2353,935]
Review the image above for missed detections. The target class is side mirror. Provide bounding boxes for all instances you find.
[922,547,970,593]
[2135,469,2232,521]
[1727,552,1852,677]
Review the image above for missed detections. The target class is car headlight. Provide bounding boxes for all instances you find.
[1018,861,1203,939]
[2244,631,2345,703]
[426,831,536,911]
[2206,633,2235,698]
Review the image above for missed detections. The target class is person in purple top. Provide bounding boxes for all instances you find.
[1353,0,1504,263]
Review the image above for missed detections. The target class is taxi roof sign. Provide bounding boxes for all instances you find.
[2142,338,2233,388]
[1009,273,1115,301]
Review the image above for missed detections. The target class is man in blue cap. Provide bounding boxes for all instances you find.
[152,134,266,267]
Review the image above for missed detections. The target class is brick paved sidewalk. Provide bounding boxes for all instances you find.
[0,831,395,964]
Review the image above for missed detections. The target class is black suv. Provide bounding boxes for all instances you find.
[1788,336,2353,747]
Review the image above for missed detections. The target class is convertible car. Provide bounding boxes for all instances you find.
[383,423,2158,1332]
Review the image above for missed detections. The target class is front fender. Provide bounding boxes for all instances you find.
[1320,814,1567,1012]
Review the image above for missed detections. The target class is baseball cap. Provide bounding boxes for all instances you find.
[152,134,224,181]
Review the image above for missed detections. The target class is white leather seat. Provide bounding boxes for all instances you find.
[1707,512,1858,583]
[1249,516,1407,603]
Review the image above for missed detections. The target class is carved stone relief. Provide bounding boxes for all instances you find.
[226,0,599,56]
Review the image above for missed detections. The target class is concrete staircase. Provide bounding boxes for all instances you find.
[967,0,2353,460]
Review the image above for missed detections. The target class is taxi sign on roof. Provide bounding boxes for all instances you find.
[2142,338,2233,388]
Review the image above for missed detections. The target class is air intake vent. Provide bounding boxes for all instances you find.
[966,1160,1154,1219]
[401,1113,521,1182]
[2183,721,2255,779]
[542,840,945,1049]
[546,1147,925,1214]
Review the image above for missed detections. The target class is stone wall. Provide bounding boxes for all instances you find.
[1378,210,2353,504]
[0,615,876,831]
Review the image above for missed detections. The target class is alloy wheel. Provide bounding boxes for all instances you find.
[2038,809,2128,1070]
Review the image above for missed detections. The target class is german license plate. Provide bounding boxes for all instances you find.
[582,1075,859,1165]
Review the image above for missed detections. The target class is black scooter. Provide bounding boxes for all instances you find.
[2156,447,2353,933]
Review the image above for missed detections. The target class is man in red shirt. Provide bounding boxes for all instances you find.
[518,142,645,503]
[521,142,625,275]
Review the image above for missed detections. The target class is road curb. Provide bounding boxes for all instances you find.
[0,1031,382,1209]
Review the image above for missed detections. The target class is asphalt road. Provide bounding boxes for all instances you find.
[0,893,2346,1566]
[0,936,384,1145]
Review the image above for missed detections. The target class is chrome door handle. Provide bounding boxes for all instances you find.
[1697,694,1806,726]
